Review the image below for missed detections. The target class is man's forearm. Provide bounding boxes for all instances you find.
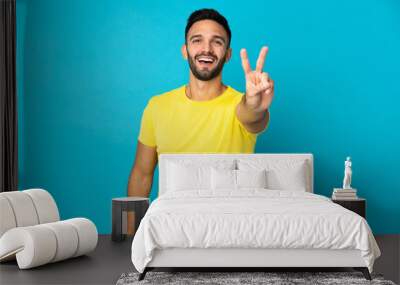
[127,168,153,197]
[236,96,270,133]
[237,95,269,124]
[126,168,153,235]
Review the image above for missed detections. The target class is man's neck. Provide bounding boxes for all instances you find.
[186,73,227,101]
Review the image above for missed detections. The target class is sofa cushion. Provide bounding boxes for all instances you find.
[0,218,97,269]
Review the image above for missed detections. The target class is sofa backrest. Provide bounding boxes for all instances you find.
[158,153,313,196]
[0,189,60,238]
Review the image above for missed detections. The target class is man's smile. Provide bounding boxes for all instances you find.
[196,55,216,68]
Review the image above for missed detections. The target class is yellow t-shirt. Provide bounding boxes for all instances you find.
[138,85,265,156]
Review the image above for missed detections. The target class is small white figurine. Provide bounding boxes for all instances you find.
[342,156,352,189]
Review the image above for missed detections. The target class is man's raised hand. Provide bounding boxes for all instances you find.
[240,46,274,113]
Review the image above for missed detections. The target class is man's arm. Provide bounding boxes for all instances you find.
[126,141,158,234]
[236,95,270,134]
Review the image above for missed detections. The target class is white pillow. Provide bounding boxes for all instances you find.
[211,168,267,190]
[237,169,267,188]
[266,166,307,191]
[237,159,309,191]
[167,160,235,191]
[211,168,236,190]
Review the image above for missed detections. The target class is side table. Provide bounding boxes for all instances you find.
[112,197,149,242]
[332,197,366,219]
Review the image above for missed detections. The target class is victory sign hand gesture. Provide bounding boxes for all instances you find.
[240,46,274,113]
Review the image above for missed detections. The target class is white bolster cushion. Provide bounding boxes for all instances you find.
[41,221,79,262]
[0,196,17,237]
[0,189,59,237]
[0,218,97,269]
[62,218,98,257]
[0,191,39,227]
[23,189,60,224]
[0,225,57,269]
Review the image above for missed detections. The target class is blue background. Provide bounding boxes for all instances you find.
[16,0,400,234]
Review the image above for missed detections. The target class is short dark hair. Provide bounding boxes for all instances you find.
[185,8,231,47]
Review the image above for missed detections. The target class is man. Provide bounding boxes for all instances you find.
[126,9,274,232]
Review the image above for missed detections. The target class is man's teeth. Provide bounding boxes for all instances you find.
[197,57,215,63]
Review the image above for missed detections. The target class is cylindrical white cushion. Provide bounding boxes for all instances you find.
[0,196,17,237]
[63,218,98,257]
[0,189,59,239]
[42,221,79,262]
[0,226,57,269]
[23,189,59,224]
[0,218,98,269]
[0,191,39,227]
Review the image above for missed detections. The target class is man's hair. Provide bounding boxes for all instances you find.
[185,8,231,48]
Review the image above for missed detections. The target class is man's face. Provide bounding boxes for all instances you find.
[183,20,232,81]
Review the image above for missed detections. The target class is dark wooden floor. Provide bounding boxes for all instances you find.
[0,235,399,285]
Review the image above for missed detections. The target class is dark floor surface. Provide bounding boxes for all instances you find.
[1,235,399,285]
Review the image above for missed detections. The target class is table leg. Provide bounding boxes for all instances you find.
[112,202,124,242]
